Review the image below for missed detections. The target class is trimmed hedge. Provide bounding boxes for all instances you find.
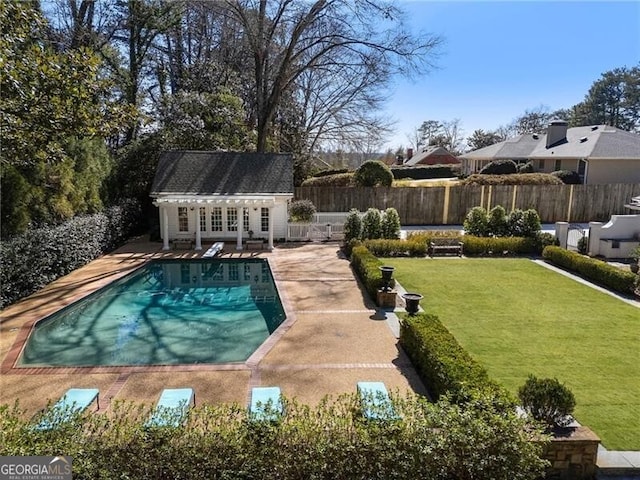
[400,313,514,407]
[542,246,637,295]
[462,235,538,255]
[479,159,517,175]
[391,164,460,180]
[301,172,354,186]
[0,200,142,309]
[461,173,563,186]
[350,244,391,298]
[0,395,547,480]
[363,239,427,257]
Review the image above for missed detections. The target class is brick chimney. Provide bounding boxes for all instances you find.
[546,120,568,148]
[407,148,414,160]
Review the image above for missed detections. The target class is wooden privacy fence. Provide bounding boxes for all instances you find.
[295,183,640,224]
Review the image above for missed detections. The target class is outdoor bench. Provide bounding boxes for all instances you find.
[173,238,193,250]
[429,240,464,257]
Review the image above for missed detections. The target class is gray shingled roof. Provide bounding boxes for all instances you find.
[150,151,294,196]
[461,125,640,160]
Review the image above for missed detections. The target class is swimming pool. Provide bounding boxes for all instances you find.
[18,259,286,367]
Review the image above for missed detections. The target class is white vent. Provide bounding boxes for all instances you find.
[580,137,588,143]
[591,126,598,131]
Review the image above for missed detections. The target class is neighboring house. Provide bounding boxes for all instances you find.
[150,151,294,251]
[403,146,460,166]
[459,121,640,184]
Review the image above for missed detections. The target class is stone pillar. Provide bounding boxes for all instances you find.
[162,206,170,250]
[588,222,603,256]
[236,207,244,250]
[194,207,202,250]
[267,207,274,250]
[556,222,569,249]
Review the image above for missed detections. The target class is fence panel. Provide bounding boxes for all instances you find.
[296,183,640,224]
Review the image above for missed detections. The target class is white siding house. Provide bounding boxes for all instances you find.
[150,151,294,251]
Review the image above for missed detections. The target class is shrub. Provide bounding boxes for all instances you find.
[343,209,363,243]
[577,236,588,254]
[462,235,537,255]
[301,173,354,186]
[461,173,563,186]
[361,208,382,240]
[518,375,576,429]
[487,205,508,237]
[507,209,526,237]
[288,199,316,222]
[479,159,517,175]
[400,313,514,407]
[381,208,401,239]
[350,244,388,298]
[354,160,393,187]
[542,246,637,295]
[0,200,141,309]
[363,239,427,257]
[390,164,460,180]
[520,209,542,238]
[518,161,535,173]
[533,232,559,254]
[312,168,350,177]
[551,170,581,184]
[463,206,489,237]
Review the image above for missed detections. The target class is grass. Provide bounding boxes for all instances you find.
[384,257,640,451]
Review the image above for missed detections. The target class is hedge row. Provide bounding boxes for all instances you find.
[0,395,546,480]
[349,244,391,298]
[462,235,539,255]
[363,238,427,257]
[461,173,563,186]
[542,246,637,295]
[400,313,514,408]
[300,172,354,186]
[0,200,142,309]
[391,164,460,180]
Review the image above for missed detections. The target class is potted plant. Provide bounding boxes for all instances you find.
[518,375,576,433]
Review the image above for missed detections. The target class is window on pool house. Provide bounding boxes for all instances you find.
[228,207,238,231]
[261,207,269,232]
[199,208,207,231]
[178,207,189,232]
[243,208,250,232]
[211,207,223,232]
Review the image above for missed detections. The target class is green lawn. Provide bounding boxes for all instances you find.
[384,258,640,451]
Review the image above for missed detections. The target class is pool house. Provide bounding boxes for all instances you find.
[151,151,294,251]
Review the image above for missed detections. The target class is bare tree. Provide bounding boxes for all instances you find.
[222,0,442,152]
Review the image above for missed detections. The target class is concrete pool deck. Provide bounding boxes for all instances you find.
[0,237,426,415]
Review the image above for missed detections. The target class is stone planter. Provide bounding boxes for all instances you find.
[379,266,395,292]
[402,293,423,315]
[376,289,397,309]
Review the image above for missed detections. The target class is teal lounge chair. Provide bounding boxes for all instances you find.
[35,388,100,430]
[145,388,195,428]
[203,242,224,258]
[357,382,400,421]
[249,386,284,422]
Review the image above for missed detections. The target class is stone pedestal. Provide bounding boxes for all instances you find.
[376,290,397,308]
[538,426,600,480]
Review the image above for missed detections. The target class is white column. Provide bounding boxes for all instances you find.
[195,207,202,250]
[555,222,569,249]
[162,206,170,250]
[236,207,243,250]
[588,222,603,256]
[267,206,274,250]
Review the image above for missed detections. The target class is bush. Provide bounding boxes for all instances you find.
[311,168,350,177]
[381,208,401,239]
[361,208,382,240]
[363,239,427,257]
[518,162,535,173]
[577,236,588,254]
[350,244,388,298]
[463,206,489,237]
[400,313,514,407]
[533,232,559,254]
[462,235,538,256]
[551,170,581,184]
[354,160,393,187]
[301,172,354,186]
[542,246,637,295]
[519,209,542,238]
[0,395,547,480]
[518,375,576,429]
[343,209,362,243]
[479,159,517,175]
[0,200,141,309]
[487,205,508,237]
[288,199,316,222]
[390,164,460,180]
[461,173,563,186]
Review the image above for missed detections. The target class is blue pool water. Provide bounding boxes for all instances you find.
[18,259,286,367]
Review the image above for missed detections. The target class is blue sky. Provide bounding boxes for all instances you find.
[381,0,640,150]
